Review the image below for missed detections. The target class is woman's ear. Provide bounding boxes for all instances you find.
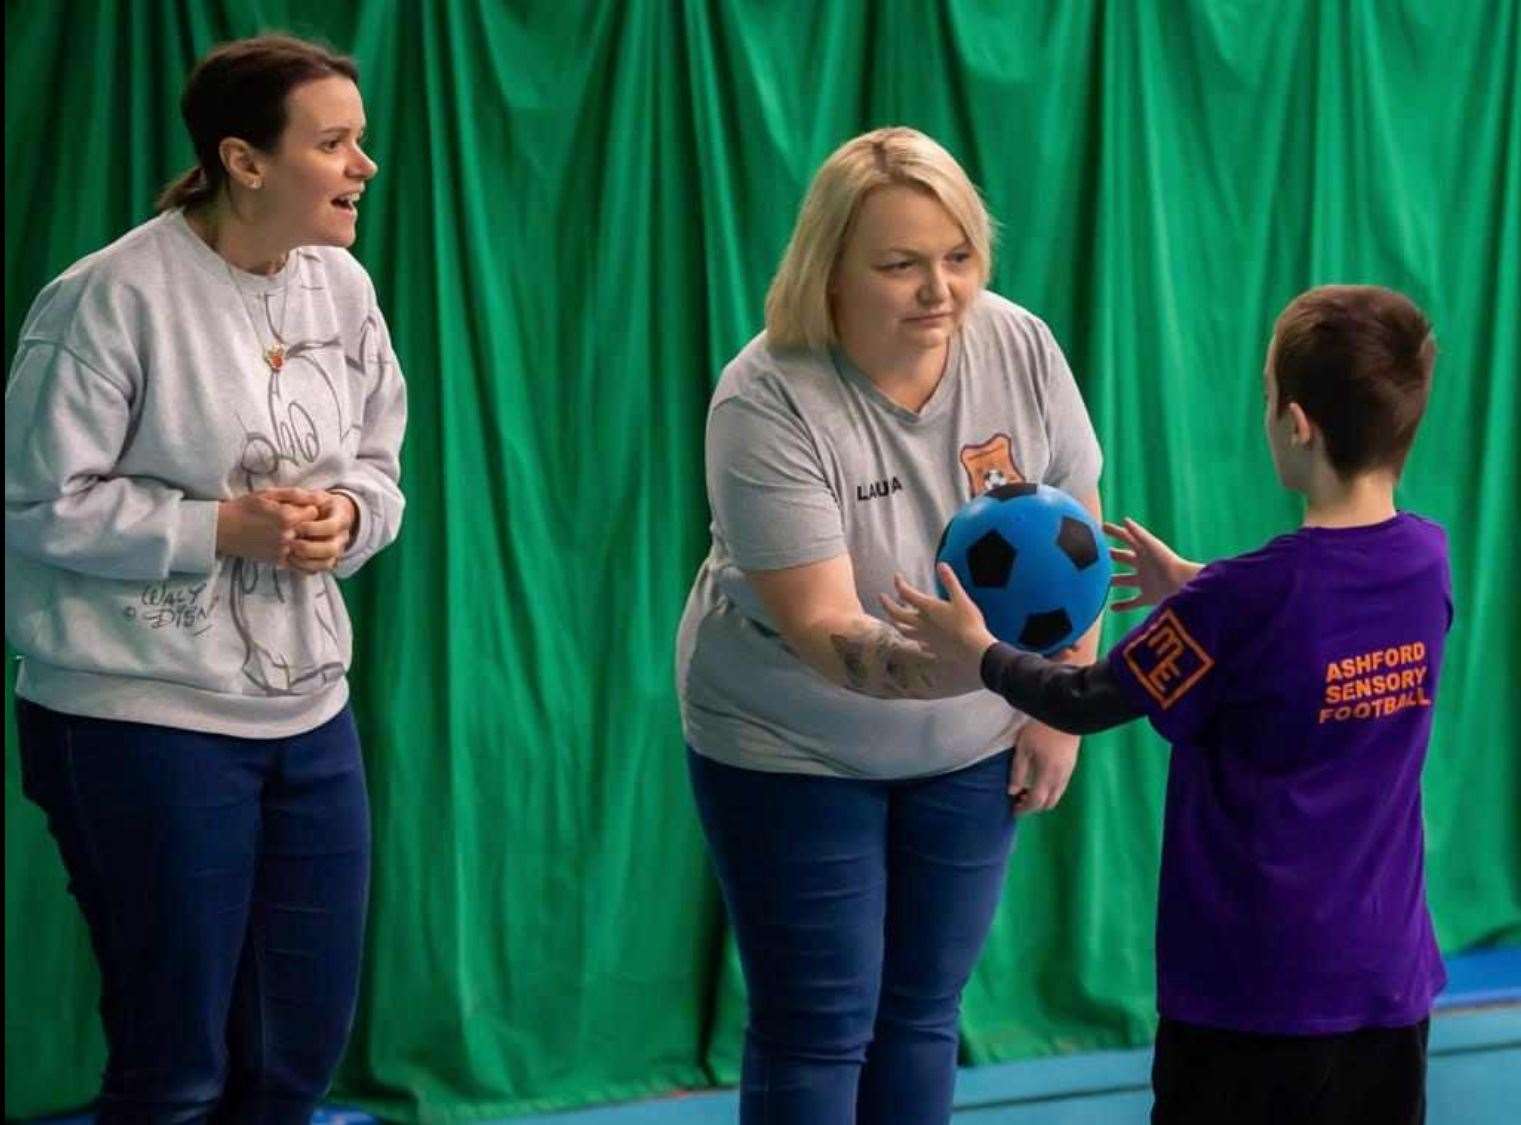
[218,137,263,190]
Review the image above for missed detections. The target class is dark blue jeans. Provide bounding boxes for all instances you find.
[17,698,370,1125]
[688,747,1018,1125]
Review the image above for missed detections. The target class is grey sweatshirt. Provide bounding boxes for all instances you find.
[4,210,406,736]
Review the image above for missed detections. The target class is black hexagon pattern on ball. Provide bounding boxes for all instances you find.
[1056,516,1099,569]
[1019,608,1073,651]
[988,482,1037,501]
[967,531,1017,588]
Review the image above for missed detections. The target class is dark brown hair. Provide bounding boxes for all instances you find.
[156,34,359,212]
[1271,285,1436,478]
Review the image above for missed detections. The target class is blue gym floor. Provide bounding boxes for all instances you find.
[33,948,1521,1124]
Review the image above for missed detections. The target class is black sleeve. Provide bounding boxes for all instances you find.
[979,642,1143,735]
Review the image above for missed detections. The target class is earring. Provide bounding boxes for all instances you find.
[250,180,262,190]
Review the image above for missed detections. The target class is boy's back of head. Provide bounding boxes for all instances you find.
[1272,286,1436,479]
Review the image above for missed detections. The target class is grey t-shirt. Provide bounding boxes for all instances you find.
[676,291,1103,778]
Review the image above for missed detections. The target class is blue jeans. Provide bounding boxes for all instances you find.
[688,747,1018,1125]
[16,699,370,1125]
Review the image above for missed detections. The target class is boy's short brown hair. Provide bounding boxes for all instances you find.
[1271,285,1436,478]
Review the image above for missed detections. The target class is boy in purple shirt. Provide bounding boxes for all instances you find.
[887,285,1446,1124]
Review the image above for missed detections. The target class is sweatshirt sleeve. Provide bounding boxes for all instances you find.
[330,288,406,579]
[4,340,218,579]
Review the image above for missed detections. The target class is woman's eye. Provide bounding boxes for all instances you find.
[948,251,972,264]
[322,140,341,152]
[883,262,913,272]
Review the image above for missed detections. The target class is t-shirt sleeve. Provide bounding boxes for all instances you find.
[1105,563,1236,744]
[1441,549,1455,634]
[705,393,846,572]
[1034,320,1103,496]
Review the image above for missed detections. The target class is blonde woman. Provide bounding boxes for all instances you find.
[675,128,1104,1122]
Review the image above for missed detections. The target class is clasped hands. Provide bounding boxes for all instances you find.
[215,487,357,573]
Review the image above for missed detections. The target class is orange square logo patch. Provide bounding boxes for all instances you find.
[959,434,1024,496]
[1122,609,1214,710]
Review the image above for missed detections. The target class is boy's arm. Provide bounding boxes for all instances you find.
[882,563,1142,733]
[980,643,1142,734]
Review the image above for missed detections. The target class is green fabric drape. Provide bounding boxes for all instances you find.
[6,1,1518,1118]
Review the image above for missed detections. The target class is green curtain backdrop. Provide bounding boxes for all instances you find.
[6,0,1518,1118]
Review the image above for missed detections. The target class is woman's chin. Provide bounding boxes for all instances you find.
[301,218,359,248]
[900,322,953,349]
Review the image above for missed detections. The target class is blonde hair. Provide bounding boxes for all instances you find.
[764,127,995,351]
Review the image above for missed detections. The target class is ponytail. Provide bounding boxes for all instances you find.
[155,164,217,212]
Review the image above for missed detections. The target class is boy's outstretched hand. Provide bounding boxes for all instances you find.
[1106,518,1204,611]
[880,564,997,696]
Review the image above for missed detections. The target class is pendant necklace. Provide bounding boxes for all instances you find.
[224,256,293,374]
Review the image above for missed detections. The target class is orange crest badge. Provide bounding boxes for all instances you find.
[1122,609,1215,710]
[959,434,1023,496]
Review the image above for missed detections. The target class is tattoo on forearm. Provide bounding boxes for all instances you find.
[833,634,871,684]
[882,648,915,692]
[829,621,936,699]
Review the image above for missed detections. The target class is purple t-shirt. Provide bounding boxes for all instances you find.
[1107,512,1452,1034]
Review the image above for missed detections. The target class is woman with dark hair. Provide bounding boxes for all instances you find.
[4,33,405,1119]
